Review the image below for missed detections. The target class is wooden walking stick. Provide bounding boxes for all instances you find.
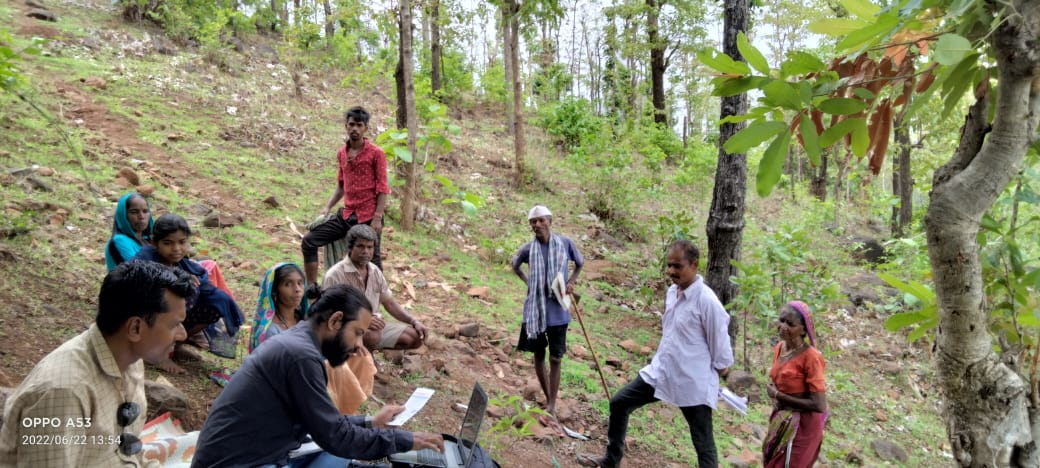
[568,292,612,401]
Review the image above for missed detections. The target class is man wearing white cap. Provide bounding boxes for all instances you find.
[511,205,584,417]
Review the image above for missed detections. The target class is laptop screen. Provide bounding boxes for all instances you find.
[457,383,488,467]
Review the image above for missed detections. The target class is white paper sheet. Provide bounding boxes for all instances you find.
[388,387,436,426]
[719,387,748,416]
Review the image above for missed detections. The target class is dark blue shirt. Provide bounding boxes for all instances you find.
[512,235,584,326]
[191,323,412,467]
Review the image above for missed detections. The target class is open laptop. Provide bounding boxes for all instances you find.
[388,382,488,468]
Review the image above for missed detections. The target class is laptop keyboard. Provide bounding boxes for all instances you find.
[416,448,447,466]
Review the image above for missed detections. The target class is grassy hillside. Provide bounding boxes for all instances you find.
[0,1,951,466]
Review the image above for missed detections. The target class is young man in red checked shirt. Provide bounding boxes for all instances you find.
[302,106,390,288]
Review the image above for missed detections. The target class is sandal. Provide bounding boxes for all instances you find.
[576,453,612,467]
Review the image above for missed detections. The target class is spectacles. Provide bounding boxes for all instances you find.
[117,402,142,456]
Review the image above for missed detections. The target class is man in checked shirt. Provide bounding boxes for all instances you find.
[0,261,196,467]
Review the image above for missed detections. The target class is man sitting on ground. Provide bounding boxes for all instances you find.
[191,284,443,467]
[0,261,196,467]
[324,224,428,351]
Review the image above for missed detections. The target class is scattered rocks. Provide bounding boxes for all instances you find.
[25,175,52,192]
[36,167,54,176]
[850,236,887,266]
[202,212,244,228]
[383,350,405,365]
[166,132,188,141]
[726,370,758,393]
[27,8,57,22]
[522,379,540,402]
[144,380,188,421]
[26,0,48,10]
[844,450,864,465]
[0,368,14,387]
[152,35,177,55]
[870,439,908,463]
[82,77,107,89]
[619,339,639,353]
[262,195,280,208]
[402,355,423,374]
[117,167,141,186]
[457,322,479,338]
[465,286,490,299]
[570,344,588,359]
[137,184,156,196]
[639,346,653,355]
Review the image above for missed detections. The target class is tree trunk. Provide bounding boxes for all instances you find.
[399,0,419,231]
[323,0,334,48]
[502,4,515,137]
[809,147,828,201]
[925,8,1040,466]
[506,0,524,186]
[647,0,667,125]
[705,0,749,340]
[429,0,442,98]
[394,12,408,130]
[890,120,912,237]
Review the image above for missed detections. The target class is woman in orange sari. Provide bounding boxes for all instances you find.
[763,301,827,468]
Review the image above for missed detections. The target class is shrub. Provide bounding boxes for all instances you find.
[538,97,601,152]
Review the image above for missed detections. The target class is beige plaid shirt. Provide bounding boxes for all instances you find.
[0,324,157,467]
[323,259,390,317]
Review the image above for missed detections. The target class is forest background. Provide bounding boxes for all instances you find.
[1,0,1038,466]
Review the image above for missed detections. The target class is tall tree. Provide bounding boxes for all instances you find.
[646,0,666,124]
[702,0,1040,462]
[890,119,911,236]
[704,0,750,324]
[504,0,524,185]
[399,0,420,230]
[429,0,442,97]
[323,0,335,47]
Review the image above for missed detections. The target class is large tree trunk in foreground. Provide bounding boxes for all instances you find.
[925,6,1040,466]
[705,0,749,339]
[399,0,419,230]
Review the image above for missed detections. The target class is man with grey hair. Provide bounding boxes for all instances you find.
[324,224,427,350]
[512,205,584,417]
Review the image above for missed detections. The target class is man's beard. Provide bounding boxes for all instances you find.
[321,327,356,367]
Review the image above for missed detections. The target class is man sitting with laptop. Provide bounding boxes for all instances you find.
[191,284,443,468]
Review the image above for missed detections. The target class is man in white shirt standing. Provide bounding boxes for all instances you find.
[578,239,733,468]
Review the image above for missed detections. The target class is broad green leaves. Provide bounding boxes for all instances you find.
[697,50,751,75]
[723,121,788,154]
[737,32,769,75]
[879,272,939,342]
[933,34,972,65]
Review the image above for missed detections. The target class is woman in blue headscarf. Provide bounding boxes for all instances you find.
[105,193,153,271]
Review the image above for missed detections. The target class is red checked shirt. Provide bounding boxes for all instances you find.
[337,139,390,223]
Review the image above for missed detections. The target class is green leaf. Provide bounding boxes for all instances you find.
[780,52,827,77]
[884,311,927,331]
[808,18,869,36]
[712,76,770,96]
[460,200,478,216]
[980,212,1003,234]
[392,146,413,163]
[835,15,900,53]
[762,80,803,109]
[433,174,453,188]
[737,32,770,75]
[799,112,822,166]
[878,272,935,302]
[850,116,869,157]
[907,313,938,342]
[840,0,880,20]
[723,120,788,153]
[940,54,979,118]
[933,34,973,66]
[852,88,876,100]
[756,129,792,197]
[424,161,436,172]
[819,117,865,147]
[819,97,867,115]
[720,108,768,124]
[697,50,752,75]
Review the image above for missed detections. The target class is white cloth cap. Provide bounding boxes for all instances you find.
[528,205,553,220]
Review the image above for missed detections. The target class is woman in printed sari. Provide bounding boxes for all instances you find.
[105,193,154,271]
[251,263,376,415]
[763,301,827,468]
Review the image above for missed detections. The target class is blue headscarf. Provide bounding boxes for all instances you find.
[105,193,154,271]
